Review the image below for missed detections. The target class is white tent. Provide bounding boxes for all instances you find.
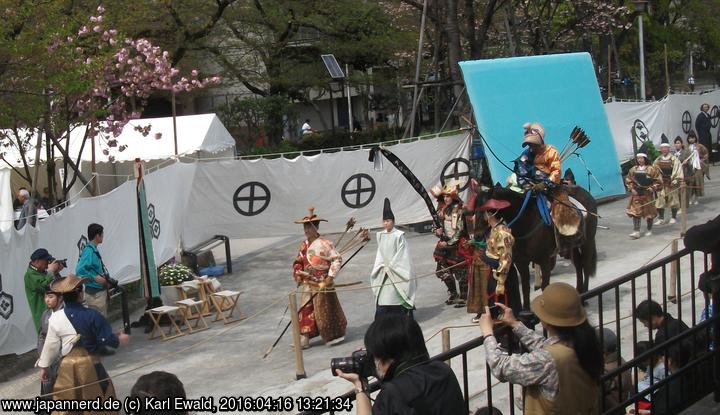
[1,113,235,167]
[0,113,236,196]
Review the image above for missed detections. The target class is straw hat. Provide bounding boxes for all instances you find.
[522,122,545,147]
[294,207,328,224]
[50,274,84,293]
[476,198,510,212]
[530,282,587,327]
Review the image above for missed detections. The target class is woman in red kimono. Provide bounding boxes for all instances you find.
[292,208,347,349]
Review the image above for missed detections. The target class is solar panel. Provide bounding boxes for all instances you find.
[321,54,345,79]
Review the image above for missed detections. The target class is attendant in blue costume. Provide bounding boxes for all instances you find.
[37,275,130,413]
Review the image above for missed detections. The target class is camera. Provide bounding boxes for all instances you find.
[488,304,503,320]
[54,259,68,268]
[330,350,375,379]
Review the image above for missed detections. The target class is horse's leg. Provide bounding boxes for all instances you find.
[540,257,552,290]
[572,246,585,294]
[516,261,531,310]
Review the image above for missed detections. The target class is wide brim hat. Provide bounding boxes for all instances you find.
[522,122,545,147]
[50,274,84,293]
[530,282,587,327]
[476,198,510,212]
[294,207,328,224]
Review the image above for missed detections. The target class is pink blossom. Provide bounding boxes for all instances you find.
[93,26,102,33]
[97,5,105,13]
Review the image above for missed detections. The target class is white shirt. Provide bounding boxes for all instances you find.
[301,122,313,135]
[37,309,80,368]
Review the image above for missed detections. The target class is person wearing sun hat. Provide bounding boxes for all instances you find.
[432,181,469,307]
[292,207,347,348]
[652,134,682,225]
[625,143,663,239]
[479,282,602,415]
[37,274,130,405]
[469,198,521,322]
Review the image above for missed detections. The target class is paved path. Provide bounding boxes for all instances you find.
[1,167,719,414]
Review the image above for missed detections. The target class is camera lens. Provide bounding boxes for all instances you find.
[330,356,357,377]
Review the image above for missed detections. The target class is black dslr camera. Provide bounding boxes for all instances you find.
[330,350,375,379]
[55,258,68,268]
[492,309,541,354]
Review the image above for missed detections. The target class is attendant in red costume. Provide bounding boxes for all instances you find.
[292,208,347,349]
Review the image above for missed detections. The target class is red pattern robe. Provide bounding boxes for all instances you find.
[292,237,347,342]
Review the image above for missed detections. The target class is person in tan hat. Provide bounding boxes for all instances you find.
[292,207,347,348]
[479,282,602,414]
[432,181,469,307]
[37,275,129,408]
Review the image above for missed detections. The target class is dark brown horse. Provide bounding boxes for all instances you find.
[468,183,598,309]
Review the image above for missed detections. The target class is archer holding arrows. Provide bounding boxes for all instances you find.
[292,207,347,349]
[625,144,663,239]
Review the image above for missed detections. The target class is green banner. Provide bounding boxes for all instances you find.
[137,180,160,298]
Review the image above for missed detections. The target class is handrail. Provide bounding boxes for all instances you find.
[296,247,719,414]
[580,247,691,299]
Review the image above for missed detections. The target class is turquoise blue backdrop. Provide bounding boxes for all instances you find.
[459,52,625,198]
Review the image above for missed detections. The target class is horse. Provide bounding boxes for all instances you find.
[468,182,598,309]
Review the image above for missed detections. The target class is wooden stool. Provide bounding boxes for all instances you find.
[195,279,215,315]
[146,306,186,341]
[176,299,209,333]
[209,290,244,324]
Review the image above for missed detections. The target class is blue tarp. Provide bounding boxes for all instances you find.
[459,52,625,199]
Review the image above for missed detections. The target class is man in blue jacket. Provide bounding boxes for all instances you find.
[75,223,110,317]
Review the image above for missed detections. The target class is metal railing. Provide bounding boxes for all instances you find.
[297,247,720,414]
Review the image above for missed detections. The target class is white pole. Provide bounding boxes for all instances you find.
[638,14,646,100]
[689,51,694,77]
[345,64,352,131]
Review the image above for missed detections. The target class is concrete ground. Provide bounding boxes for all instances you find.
[1,167,719,414]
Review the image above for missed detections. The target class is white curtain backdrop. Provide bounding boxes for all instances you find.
[605,90,720,160]
[0,133,470,354]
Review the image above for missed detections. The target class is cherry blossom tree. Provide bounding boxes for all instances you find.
[0,4,219,203]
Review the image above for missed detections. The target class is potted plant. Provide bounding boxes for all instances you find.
[158,264,196,305]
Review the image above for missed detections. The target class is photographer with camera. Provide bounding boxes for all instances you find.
[335,314,464,414]
[479,282,602,415]
[76,223,115,319]
[24,248,66,333]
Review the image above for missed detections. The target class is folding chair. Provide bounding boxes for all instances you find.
[209,290,245,324]
[175,298,209,334]
[146,305,186,341]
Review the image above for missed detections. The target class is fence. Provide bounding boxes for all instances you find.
[297,247,720,414]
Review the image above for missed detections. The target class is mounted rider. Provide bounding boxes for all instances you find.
[511,122,582,240]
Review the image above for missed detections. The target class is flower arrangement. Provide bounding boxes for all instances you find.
[159,264,196,286]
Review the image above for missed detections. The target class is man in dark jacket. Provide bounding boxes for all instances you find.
[684,214,720,306]
[695,103,713,152]
[336,315,465,414]
[634,300,689,345]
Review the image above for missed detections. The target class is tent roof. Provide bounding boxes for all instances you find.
[0,113,235,168]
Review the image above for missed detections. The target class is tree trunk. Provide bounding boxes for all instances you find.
[445,0,465,109]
